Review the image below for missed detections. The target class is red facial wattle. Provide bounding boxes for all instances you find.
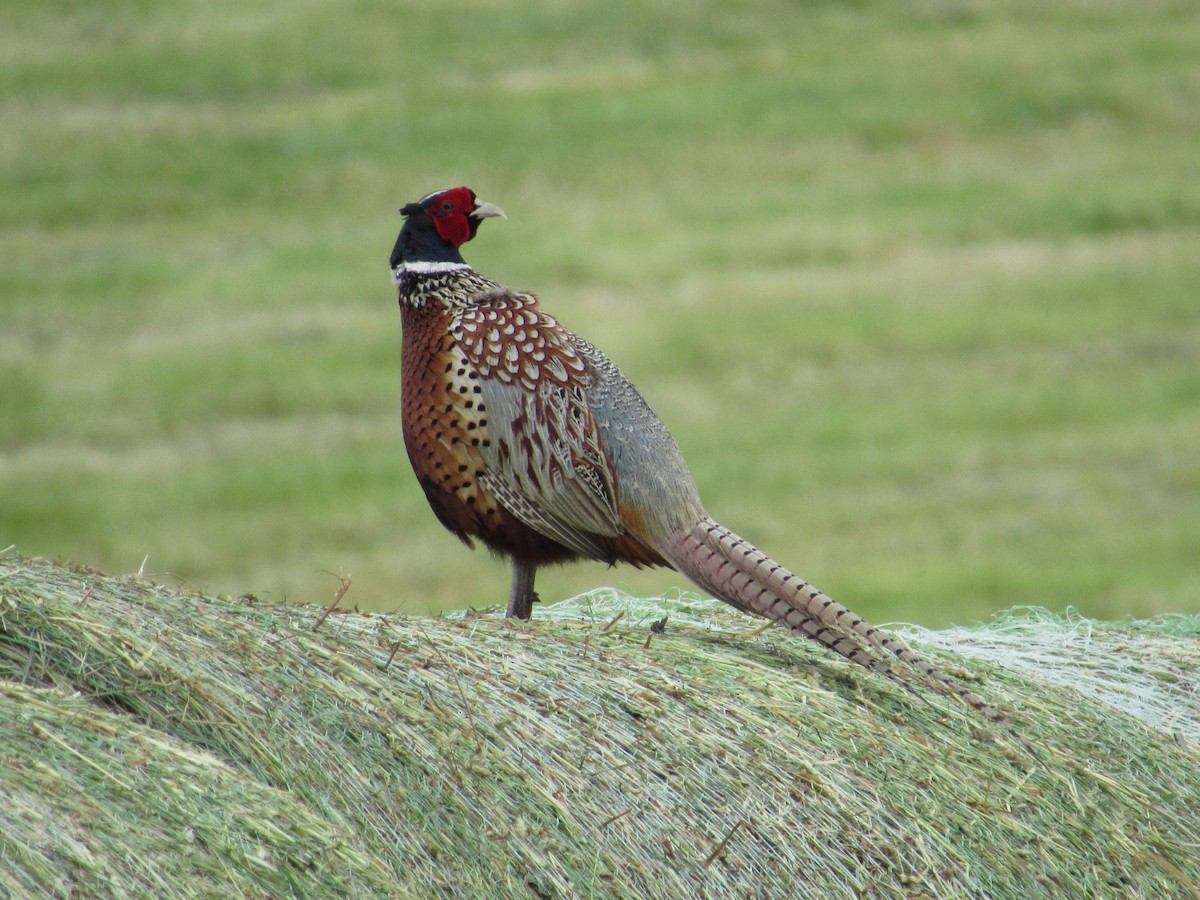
[428,186,477,247]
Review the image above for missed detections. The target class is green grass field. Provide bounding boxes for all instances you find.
[3,0,1197,625]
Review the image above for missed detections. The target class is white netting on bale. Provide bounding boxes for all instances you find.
[541,591,1200,745]
[893,607,1200,745]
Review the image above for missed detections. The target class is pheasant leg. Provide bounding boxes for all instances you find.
[506,558,539,620]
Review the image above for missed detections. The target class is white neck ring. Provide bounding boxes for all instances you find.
[391,260,471,287]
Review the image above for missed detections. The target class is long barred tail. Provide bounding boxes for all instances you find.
[665,515,1018,737]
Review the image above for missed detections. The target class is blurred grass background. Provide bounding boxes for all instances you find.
[2,0,1197,625]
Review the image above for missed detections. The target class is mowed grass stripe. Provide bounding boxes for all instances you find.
[2,0,1196,619]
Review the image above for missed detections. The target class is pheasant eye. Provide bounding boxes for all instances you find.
[439,200,455,213]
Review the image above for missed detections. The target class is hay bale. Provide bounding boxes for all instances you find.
[0,556,1196,898]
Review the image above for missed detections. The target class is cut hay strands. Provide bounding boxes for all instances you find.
[703,819,749,868]
[602,609,625,631]
[0,558,1198,899]
[312,569,353,632]
[599,807,635,829]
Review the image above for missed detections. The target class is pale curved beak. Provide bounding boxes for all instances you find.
[471,201,507,220]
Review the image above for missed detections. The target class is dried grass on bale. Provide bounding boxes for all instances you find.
[0,555,1197,898]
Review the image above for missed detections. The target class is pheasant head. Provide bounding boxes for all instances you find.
[390,187,506,275]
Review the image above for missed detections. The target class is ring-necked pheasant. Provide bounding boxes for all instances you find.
[390,186,1016,734]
